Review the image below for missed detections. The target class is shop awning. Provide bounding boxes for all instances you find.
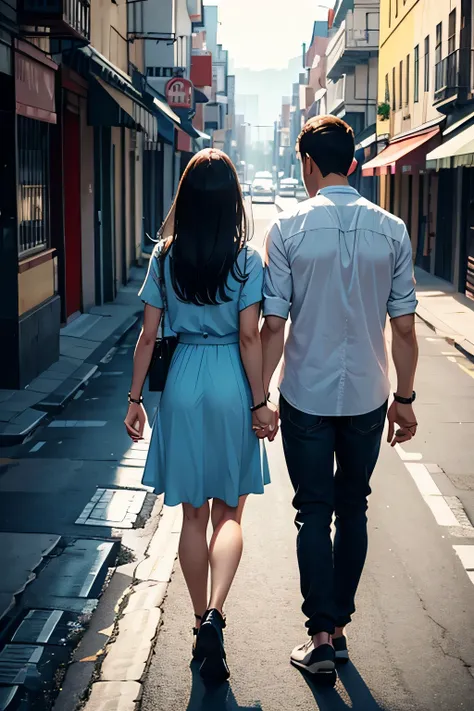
[362,127,440,176]
[93,78,157,140]
[63,46,157,140]
[426,122,474,170]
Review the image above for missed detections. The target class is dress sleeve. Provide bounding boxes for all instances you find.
[238,249,264,311]
[138,250,164,309]
[387,225,418,318]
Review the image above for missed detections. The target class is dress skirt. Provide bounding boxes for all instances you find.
[142,341,270,508]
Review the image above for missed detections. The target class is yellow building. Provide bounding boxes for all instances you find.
[363,0,474,296]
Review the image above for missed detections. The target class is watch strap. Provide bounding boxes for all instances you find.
[394,391,416,405]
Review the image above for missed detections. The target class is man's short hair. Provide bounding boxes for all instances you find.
[297,116,355,177]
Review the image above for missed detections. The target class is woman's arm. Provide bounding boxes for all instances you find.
[124,304,162,441]
[239,303,266,407]
[239,304,277,437]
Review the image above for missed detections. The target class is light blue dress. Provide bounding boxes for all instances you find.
[139,245,270,509]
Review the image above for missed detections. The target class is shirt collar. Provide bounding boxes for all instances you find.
[317,185,360,197]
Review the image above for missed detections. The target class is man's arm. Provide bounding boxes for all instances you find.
[261,221,292,394]
[387,226,419,445]
[261,317,286,394]
[391,314,418,399]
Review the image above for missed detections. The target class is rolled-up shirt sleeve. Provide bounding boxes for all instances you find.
[263,221,292,320]
[387,226,418,318]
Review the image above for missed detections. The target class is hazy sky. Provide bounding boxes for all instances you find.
[203,0,332,71]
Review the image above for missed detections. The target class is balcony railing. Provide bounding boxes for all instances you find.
[434,48,472,106]
[326,23,379,80]
[19,0,90,41]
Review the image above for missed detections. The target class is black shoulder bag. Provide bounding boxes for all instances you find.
[148,249,178,392]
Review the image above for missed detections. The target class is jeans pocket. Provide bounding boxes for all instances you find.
[349,403,387,435]
[281,398,324,433]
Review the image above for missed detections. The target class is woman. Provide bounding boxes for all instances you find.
[124,149,275,683]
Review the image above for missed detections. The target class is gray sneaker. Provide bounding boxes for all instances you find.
[291,640,336,684]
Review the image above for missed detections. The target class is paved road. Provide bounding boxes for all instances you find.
[141,203,474,711]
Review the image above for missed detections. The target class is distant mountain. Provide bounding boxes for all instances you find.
[234,57,302,127]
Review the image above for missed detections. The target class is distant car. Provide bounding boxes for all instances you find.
[251,177,276,203]
[240,181,252,197]
[279,178,299,197]
[254,170,273,180]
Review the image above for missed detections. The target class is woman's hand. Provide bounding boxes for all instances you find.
[252,402,279,441]
[124,403,147,442]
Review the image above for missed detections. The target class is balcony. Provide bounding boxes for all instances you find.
[19,0,90,41]
[326,21,379,81]
[434,48,472,110]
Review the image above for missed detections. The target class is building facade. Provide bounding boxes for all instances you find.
[363,0,474,297]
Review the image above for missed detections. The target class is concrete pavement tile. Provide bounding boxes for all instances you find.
[0,391,44,410]
[0,391,15,403]
[27,377,64,394]
[47,357,83,374]
[101,608,161,682]
[83,681,141,711]
[123,582,168,615]
[0,533,60,620]
[0,408,15,423]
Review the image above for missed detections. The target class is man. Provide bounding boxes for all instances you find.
[261,116,418,680]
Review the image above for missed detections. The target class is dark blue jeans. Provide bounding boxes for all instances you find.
[280,396,387,637]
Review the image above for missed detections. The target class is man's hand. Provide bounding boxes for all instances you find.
[387,401,418,446]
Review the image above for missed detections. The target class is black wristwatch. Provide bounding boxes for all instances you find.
[393,391,416,405]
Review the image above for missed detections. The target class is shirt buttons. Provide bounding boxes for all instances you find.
[203,332,209,339]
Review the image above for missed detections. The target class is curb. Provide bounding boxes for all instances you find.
[59,506,182,711]
[416,303,474,363]
[0,312,140,447]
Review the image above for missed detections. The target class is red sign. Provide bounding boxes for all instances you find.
[191,54,212,88]
[166,77,194,109]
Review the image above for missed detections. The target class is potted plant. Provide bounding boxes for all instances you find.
[377,102,390,121]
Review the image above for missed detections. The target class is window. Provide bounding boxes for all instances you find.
[395,0,399,18]
[385,73,390,103]
[406,54,410,106]
[389,0,391,28]
[424,35,430,91]
[414,45,419,102]
[435,23,442,65]
[17,116,50,256]
[399,59,403,108]
[392,66,396,109]
[448,9,456,54]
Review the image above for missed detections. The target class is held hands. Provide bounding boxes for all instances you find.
[124,402,147,442]
[252,401,279,442]
[387,401,418,447]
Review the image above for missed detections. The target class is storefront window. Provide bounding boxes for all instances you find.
[17,116,50,256]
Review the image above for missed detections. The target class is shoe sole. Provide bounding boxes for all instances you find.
[198,623,230,683]
[291,659,337,686]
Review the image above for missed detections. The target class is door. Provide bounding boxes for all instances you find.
[93,126,115,305]
[63,109,82,317]
[416,173,426,268]
[435,170,454,282]
[460,168,474,299]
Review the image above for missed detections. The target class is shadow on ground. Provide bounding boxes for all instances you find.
[302,663,387,711]
[184,661,386,711]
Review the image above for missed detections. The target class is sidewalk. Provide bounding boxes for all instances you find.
[415,268,474,359]
[0,267,145,446]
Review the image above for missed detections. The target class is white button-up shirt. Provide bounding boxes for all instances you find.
[263,186,418,416]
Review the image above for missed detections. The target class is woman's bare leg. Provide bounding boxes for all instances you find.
[179,501,210,623]
[208,495,248,613]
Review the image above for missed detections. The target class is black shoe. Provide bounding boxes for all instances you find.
[291,640,337,685]
[333,635,349,664]
[198,609,230,683]
[192,614,204,662]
